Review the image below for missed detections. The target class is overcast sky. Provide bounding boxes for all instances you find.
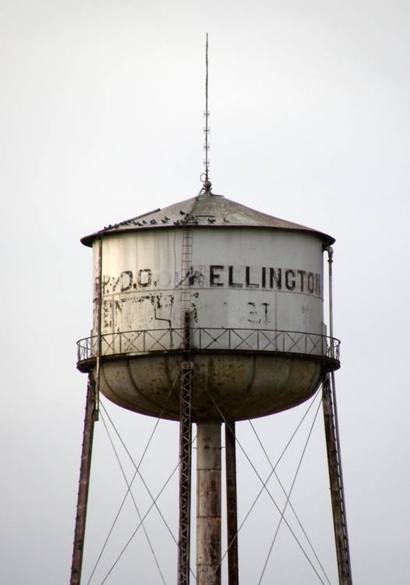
[1,1,410,583]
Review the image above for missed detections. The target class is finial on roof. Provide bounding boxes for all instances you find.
[200,33,213,194]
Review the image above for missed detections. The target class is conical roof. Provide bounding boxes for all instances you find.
[81,192,334,246]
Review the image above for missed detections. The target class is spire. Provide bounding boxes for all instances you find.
[200,33,213,194]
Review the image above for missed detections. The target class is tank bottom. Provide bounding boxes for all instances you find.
[88,352,326,421]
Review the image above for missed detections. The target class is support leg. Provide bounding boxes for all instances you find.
[70,375,97,585]
[197,421,222,585]
[322,373,353,585]
[225,421,239,585]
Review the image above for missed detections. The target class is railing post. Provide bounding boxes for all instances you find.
[77,327,341,367]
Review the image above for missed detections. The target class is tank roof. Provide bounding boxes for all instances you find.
[81,192,335,246]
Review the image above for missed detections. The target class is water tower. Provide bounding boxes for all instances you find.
[70,41,353,585]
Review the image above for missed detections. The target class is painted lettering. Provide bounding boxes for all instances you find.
[285,269,296,290]
[315,274,321,296]
[210,265,224,286]
[137,268,152,287]
[247,301,259,324]
[120,270,133,292]
[102,299,112,328]
[270,268,282,290]
[102,274,111,295]
[101,265,321,296]
[245,266,259,288]
[261,266,266,288]
[297,270,306,292]
[247,301,271,324]
[261,302,270,322]
[228,266,243,288]
[189,269,205,287]
[307,272,314,293]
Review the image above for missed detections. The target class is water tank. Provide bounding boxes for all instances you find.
[77,192,339,421]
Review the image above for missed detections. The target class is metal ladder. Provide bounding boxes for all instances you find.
[177,224,194,585]
[180,227,193,310]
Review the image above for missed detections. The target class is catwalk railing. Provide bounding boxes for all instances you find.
[77,327,340,363]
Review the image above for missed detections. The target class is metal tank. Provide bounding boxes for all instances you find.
[71,189,352,585]
[77,192,339,421]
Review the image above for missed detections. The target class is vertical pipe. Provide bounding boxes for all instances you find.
[197,421,222,585]
[323,246,353,585]
[326,246,334,342]
[94,236,103,419]
[70,375,97,585]
[225,422,239,585]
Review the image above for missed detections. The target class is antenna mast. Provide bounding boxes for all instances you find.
[201,33,212,194]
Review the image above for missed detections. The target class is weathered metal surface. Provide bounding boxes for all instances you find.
[90,228,325,338]
[225,422,239,585]
[70,376,96,585]
[83,353,323,421]
[81,192,334,246]
[197,422,222,585]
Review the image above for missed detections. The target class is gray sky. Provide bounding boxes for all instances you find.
[1,0,409,583]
